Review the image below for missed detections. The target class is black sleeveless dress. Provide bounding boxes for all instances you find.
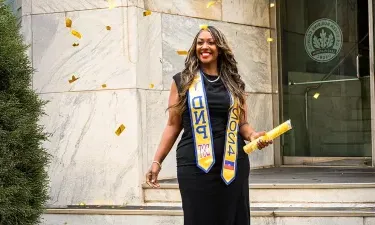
[173,72,250,225]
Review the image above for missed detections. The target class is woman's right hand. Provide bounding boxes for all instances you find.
[146,162,161,188]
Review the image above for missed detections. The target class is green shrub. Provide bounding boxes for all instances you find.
[0,2,50,224]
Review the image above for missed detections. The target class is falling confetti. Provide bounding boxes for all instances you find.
[149,83,154,88]
[267,38,274,42]
[68,75,79,83]
[177,50,188,55]
[108,0,116,9]
[72,43,79,47]
[200,24,208,30]
[313,93,320,99]
[71,30,82,39]
[206,1,217,8]
[65,18,72,28]
[115,124,126,136]
[143,10,152,16]
[270,3,275,7]
[106,26,111,30]
[102,84,107,88]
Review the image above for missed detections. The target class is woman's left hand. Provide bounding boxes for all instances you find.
[249,131,273,150]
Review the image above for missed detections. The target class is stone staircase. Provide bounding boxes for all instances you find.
[42,167,375,225]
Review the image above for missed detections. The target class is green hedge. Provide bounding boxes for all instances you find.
[0,2,50,224]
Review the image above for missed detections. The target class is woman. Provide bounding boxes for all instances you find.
[146,26,271,225]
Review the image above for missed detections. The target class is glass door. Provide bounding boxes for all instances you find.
[281,0,372,166]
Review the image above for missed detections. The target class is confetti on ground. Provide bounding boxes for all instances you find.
[68,75,79,83]
[72,43,79,47]
[149,83,154,88]
[143,10,152,16]
[313,93,320,99]
[102,84,107,88]
[65,18,72,28]
[108,0,116,9]
[71,30,82,39]
[200,24,208,30]
[177,50,188,55]
[115,124,126,136]
[106,26,111,30]
[267,38,274,42]
[206,1,217,8]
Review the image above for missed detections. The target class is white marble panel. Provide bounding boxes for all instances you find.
[274,217,363,225]
[32,0,125,14]
[128,0,145,8]
[137,9,163,90]
[222,0,270,28]
[22,0,31,16]
[139,90,179,180]
[21,15,32,63]
[42,214,183,225]
[144,0,221,20]
[161,14,271,93]
[32,8,136,93]
[39,90,142,205]
[246,94,274,168]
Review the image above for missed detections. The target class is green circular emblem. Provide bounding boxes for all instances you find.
[304,18,343,63]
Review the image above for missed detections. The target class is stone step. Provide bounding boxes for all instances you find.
[42,206,375,225]
[142,182,375,205]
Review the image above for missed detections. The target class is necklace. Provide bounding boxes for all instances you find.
[202,73,220,83]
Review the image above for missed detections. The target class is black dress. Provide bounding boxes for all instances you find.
[173,72,250,225]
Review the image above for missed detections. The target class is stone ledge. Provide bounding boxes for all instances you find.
[44,206,375,217]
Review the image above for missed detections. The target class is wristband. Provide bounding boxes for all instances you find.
[153,161,162,169]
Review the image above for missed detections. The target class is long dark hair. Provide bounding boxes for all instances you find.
[170,26,246,118]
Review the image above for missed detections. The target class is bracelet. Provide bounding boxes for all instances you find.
[239,122,249,129]
[152,161,162,169]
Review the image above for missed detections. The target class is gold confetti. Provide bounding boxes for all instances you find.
[267,38,274,42]
[79,202,86,206]
[313,93,320,99]
[71,30,82,39]
[65,18,72,28]
[106,26,111,30]
[270,3,275,7]
[206,1,217,8]
[68,75,79,83]
[143,10,152,16]
[102,84,107,88]
[108,0,116,9]
[177,50,188,55]
[149,83,154,88]
[115,124,126,136]
[72,43,79,47]
[200,24,208,30]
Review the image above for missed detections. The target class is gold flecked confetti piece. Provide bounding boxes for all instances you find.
[102,84,107,88]
[106,26,111,30]
[267,38,274,42]
[143,10,152,16]
[72,43,79,47]
[108,0,116,9]
[200,24,208,30]
[71,30,82,39]
[206,1,217,8]
[313,93,320,99]
[270,3,275,7]
[177,50,188,55]
[149,83,154,88]
[79,202,86,206]
[65,18,72,28]
[115,124,126,136]
[68,75,79,83]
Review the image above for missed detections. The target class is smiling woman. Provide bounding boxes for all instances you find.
[145,26,271,225]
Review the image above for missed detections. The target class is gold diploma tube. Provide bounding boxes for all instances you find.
[243,120,292,154]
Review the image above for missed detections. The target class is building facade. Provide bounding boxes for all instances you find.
[5,0,375,224]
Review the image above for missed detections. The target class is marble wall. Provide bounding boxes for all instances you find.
[22,0,275,206]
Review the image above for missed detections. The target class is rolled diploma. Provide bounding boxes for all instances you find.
[243,119,292,154]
